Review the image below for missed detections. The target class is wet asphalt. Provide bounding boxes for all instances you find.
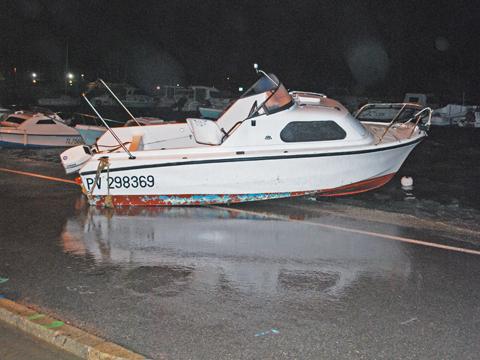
[0,128,479,359]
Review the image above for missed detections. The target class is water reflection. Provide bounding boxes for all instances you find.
[4,148,63,164]
[61,206,411,297]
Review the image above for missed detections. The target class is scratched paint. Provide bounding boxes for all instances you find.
[84,173,396,207]
[88,191,314,207]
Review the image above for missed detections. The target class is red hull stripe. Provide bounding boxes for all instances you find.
[316,173,395,197]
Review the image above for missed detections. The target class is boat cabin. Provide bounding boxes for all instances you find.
[0,111,64,128]
[93,73,373,154]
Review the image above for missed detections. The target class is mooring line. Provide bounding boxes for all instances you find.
[211,205,480,256]
[0,167,77,185]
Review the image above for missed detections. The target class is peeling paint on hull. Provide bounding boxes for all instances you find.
[86,173,396,207]
[89,191,313,207]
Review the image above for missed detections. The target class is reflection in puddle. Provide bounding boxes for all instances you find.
[61,206,411,298]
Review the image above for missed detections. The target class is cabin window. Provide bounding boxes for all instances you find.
[36,119,56,125]
[280,121,346,142]
[4,116,26,124]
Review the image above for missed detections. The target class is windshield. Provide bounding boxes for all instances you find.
[242,73,280,97]
[242,73,293,115]
[264,83,292,113]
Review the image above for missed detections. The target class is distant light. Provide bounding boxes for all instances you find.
[32,79,37,84]
[81,74,85,79]
[226,76,230,80]
[67,72,74,80]
[238,86,244,92]
[156,85,161,90]
[176,83,180,87]
[31,72,37,78]
[68,80,73,85]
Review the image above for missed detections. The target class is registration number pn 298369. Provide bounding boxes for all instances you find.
[85,175,155,191]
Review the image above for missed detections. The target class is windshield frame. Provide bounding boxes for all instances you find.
[242,73,294,118]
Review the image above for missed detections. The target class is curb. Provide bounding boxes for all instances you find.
[0,297,147,360]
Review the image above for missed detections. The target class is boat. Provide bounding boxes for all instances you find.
[157,85,232,112]
[429,104,480,127]
[0,111,83,148]
[91,84,155,108]
[60,66,431,206]
[37,94,80,107]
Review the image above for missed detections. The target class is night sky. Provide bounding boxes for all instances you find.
[1,0,479,100]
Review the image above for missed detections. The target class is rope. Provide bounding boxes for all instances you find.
[87,156,113,208]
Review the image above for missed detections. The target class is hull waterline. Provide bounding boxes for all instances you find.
[85,172,396,207]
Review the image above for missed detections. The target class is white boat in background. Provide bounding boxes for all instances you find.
[430,104,480,127]
[91,84,155,108]
[37,94,80,107]
[61,66,431,206]
[157,85,232,111]
[0,111,83,148]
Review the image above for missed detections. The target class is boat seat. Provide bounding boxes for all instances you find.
[186,118,224,145]
[129,134,143,151]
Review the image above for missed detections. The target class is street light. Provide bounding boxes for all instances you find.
[31,72,37,79]
[67,72,74,80]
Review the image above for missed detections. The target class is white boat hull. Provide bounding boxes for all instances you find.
[0,130,84,148]
[79,138,421,206]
